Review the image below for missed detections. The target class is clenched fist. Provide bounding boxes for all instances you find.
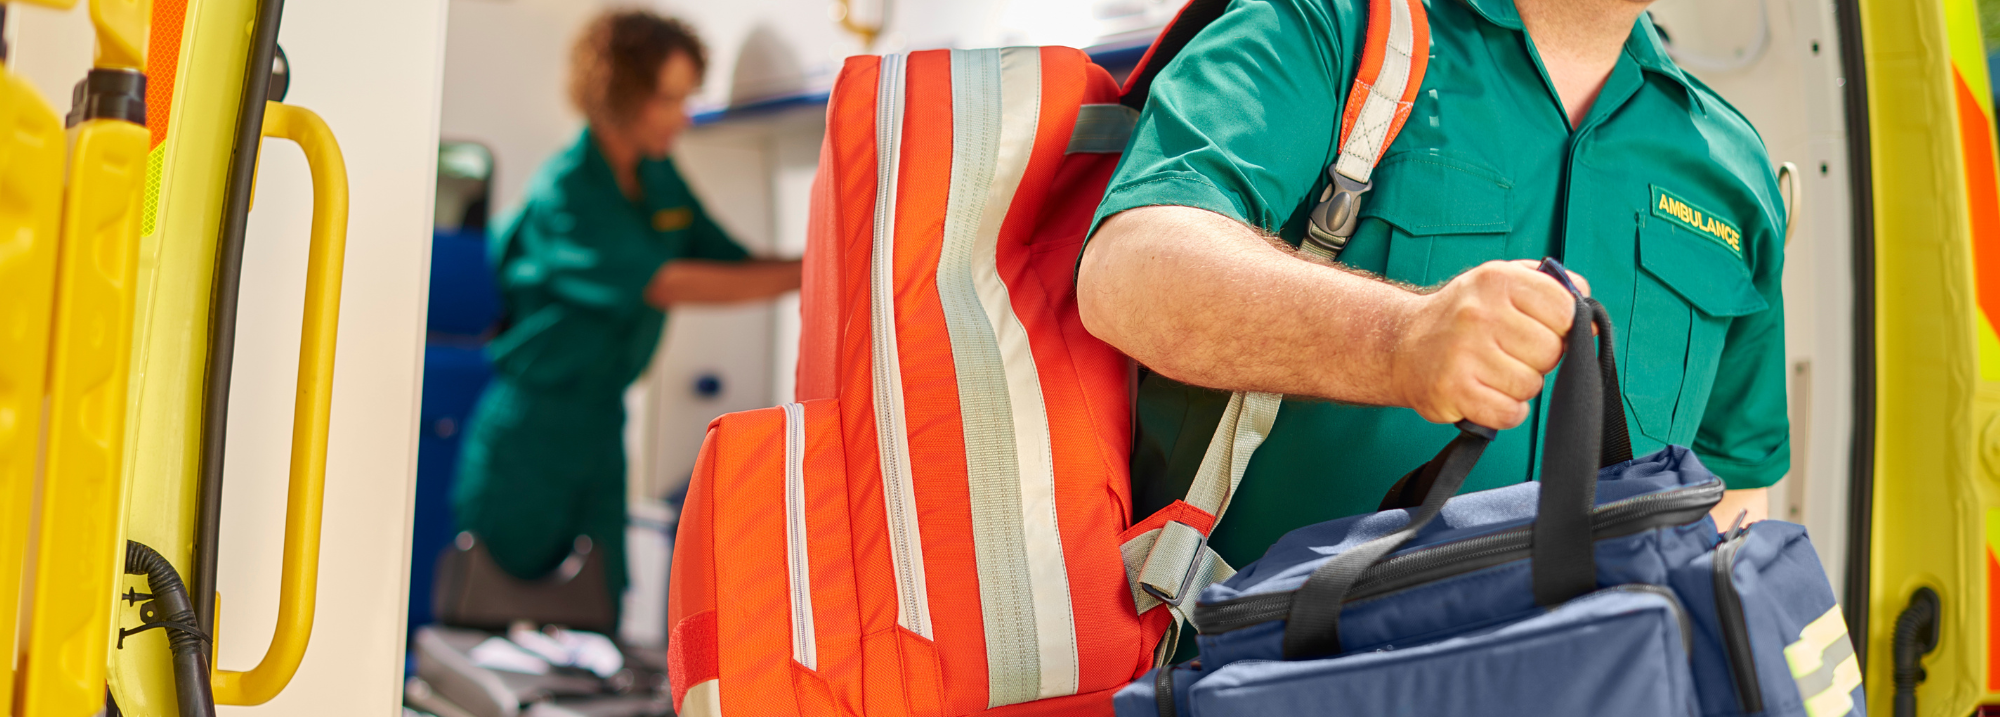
[1390,260,1590,429]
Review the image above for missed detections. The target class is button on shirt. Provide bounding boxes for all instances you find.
[1091,0,1790,569]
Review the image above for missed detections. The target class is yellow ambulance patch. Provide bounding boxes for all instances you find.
[653,206,694,232]
[1651,186,1743,257]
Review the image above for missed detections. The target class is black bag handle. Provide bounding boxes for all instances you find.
[1281,259,1630,659]
[1373,262,1629,513]
[1282,420,1495,659]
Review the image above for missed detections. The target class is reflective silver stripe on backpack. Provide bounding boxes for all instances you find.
[938,46,1081,706]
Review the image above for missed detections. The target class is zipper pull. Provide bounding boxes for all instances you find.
[1724,510,1748,541]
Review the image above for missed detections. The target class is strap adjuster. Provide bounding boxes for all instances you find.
[1139,521,1210,608]
[1304,171,1372,257]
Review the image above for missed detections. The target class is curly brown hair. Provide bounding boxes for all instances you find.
[568,9,708,126]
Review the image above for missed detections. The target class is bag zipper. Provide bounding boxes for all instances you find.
[1713,526,1763,713]
[783,402,818,669]
[867,53,933,638]
[1602,583,1694,657]
[1191,480,1724,634]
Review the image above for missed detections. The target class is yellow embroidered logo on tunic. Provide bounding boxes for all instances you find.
[1651,186,1743,256]
[653,206,693,232]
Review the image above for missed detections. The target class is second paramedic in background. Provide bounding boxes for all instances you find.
[1080,0,1785,618]
[453,9,802,616]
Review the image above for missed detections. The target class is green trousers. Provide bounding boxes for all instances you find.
[453,378,629,619]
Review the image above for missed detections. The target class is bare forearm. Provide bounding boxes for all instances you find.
[1077,206,1416,403]
[644,258,803,308]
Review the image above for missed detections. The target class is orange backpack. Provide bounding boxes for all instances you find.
[668,1,1430,714]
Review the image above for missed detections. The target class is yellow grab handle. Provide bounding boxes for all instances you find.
[210,101,348,706]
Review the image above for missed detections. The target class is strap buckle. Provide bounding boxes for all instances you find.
[1304,171,1372,257]
[1139,522,1210,608]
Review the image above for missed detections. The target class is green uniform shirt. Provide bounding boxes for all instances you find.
[1093,0,1791,570]
[487,128,751,396]
[455,128,749,596]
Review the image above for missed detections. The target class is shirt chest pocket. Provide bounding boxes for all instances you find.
[1624,214,1768,445]
[1356,153,1512,287]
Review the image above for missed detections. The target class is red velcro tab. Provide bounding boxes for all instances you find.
[668,609,719,704]
[1120,500,1218,543]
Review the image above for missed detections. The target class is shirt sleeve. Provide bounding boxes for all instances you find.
[684,203,753,262]
[1691,203,1791,489]
[1090,0,1354,237]
[504,187,660,315]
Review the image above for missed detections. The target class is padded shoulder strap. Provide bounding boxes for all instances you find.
[1303,0,1431,260]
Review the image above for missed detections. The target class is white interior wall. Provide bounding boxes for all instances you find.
[5,2,95,112]
[212,0,447,713]
[1650,0,1857,588]
[632,110,824,505]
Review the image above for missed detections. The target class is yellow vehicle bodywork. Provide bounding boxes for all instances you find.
[0,52,73,717]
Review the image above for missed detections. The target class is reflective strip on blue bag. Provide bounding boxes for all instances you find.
[1784,605,1861,717]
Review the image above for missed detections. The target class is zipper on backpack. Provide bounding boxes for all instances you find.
[1712,527,1763,713]
[783,402,818,670]
[867,53,933,638]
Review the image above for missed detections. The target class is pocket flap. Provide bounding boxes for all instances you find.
[1358,151,1512,236]
[1638,215,1767,318]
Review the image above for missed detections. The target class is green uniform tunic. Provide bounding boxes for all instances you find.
[455,129,749,601]
[1093,0,1791,572]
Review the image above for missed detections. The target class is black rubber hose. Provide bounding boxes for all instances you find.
[191,0,286,638]
[125,541,217,717]
[1833,0,1878,670]
[1891,587,1940,717]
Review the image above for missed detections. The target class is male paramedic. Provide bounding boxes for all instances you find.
[1079,0,1787,578]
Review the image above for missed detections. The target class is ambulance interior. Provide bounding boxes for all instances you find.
[6,0,1999,713]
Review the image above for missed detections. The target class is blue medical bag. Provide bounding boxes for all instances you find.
[1116,290,1863,717]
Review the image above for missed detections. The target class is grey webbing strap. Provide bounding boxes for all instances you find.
[1130,391,1279,611]
[1067,104,1139,154]
[1279,422,1495,659]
